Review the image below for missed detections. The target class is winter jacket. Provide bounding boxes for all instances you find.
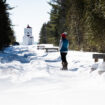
[59,38,69,53]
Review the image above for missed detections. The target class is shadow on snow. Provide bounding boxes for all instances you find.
[45,56,61,63]
[0,46,37,63]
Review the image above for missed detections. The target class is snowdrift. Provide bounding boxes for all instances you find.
[0,45,105,105]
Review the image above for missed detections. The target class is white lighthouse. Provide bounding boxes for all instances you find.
[23,25,34,45]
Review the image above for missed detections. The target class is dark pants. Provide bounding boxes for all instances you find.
[60,52,67,63]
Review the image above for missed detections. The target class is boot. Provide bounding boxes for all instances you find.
[62,62,68,70]
[61,62,64,70]
[64,62,68,70]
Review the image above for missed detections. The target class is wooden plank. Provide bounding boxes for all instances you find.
[37,45,45,50]
[93,54,105,62]
[45,48,59,52]
[93,54,105,59]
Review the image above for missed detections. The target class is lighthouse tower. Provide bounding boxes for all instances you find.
[23,25,34,45]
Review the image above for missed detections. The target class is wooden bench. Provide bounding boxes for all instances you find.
[45,48,59,52]
[93,54,105,62]
[37,45,45,50]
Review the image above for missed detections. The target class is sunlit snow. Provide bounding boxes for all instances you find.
[0,45,105,105]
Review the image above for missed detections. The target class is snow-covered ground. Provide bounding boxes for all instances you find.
[0,45,105,105]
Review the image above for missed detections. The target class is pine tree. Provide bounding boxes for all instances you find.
[39,23,47,44]
[0,0,15,50]
[39,0,105,52]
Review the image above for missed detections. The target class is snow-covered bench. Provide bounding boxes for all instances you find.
[45,47,59,52]
[93,54,105,62]
[37,45,45,50]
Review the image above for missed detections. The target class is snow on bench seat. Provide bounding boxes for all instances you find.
[45,47,59,52]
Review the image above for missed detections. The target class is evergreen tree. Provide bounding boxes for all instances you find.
[39,23,47,44]
[66,0,84,50]
[0,0,15,50]
[39,0,105,52]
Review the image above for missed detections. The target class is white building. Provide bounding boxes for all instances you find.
[23,25,34,45]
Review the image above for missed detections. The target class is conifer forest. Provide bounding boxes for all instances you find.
[39,0,105,52]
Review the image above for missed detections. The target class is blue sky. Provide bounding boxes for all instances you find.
[7,0,51,42]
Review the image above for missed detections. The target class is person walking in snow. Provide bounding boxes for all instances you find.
[59,32,69,70]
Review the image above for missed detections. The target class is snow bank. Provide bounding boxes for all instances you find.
[0,45,105,105]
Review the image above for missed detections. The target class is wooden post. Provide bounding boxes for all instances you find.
[95,58,98,62]
[103,58,105,62]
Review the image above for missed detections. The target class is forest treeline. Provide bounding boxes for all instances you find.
[0,0,15,50]
[39,0,105,52]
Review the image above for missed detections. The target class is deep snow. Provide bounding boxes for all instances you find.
[0,45,105,105]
